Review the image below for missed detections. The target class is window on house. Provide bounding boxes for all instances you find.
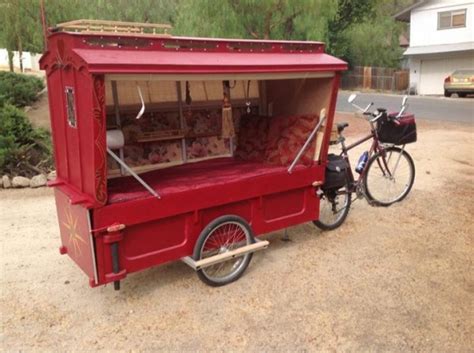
[65,87,77,128]
[438,9,467,30]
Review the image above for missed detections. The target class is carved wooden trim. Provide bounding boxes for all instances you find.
[92,76,107,205]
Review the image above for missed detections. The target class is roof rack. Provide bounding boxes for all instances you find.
[55,19,172,37]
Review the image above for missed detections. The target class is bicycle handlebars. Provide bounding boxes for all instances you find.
[349,94,408,124]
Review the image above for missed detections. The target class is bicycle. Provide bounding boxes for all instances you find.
[314,94,417,230]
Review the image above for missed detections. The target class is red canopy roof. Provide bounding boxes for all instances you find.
[72,48,347,74]
[40,32,347,75]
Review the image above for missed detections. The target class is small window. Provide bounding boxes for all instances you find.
[65,87,77,128]
[438,9,466,30]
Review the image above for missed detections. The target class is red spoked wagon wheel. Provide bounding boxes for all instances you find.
[193,215,255,286]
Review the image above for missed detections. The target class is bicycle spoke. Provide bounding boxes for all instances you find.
[200,221,251,284]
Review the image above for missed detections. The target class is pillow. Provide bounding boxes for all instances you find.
[235,114,270,162]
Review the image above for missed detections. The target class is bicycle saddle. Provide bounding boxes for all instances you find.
[337,122,349,133]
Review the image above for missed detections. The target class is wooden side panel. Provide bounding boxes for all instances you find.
[62,67,83,190]
[92,180,320,286]
[262,189,305,221]
[46,70,69,181]
[266,77,333,117]
[74,70,96,199]
[55,189,96,282]
[319,74,341,165]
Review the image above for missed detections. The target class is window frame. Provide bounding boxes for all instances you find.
[437,9,467,30]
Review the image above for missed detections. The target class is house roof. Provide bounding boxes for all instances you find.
[403,41,474,56]
[394,1,428,22]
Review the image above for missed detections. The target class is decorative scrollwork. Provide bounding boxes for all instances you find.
[92,76,107,205]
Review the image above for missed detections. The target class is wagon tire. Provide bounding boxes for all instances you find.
[193,215,255,287]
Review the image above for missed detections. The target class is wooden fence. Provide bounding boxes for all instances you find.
[341,66,409,92]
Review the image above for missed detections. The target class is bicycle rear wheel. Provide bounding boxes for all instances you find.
[364,146,415,206]
[313,184,351,230]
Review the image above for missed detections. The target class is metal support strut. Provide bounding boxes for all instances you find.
[107,147,160,199]
[287,115,326,174]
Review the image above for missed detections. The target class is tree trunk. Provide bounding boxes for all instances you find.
[7,49,14,72]
[18,36,23,73]
[263,11,272,39]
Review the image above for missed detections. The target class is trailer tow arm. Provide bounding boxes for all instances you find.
[181,239,269,271]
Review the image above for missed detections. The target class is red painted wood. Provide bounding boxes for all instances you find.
[40,30,346,287]
[320,73,342,166]
[40,32,347,75]
[72,49,347,74]
[54,189,95,281]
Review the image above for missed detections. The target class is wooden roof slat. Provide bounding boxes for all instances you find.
[56,19,172,36]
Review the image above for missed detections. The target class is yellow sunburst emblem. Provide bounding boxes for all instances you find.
[63,207,86,257]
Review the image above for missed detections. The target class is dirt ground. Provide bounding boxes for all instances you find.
[25,91,51,132]
[1,114,473,352]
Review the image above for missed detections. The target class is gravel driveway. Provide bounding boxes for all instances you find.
[1,116,473,352]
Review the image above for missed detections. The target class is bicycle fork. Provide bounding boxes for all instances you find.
[380,144,405,180]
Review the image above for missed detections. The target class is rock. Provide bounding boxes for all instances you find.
[2,175,11,189]
[12,176,30,188]
[47,170,57,181]
[30,174,47,188]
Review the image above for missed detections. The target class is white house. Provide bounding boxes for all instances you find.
[395,0,474,95]
[0,49,41,72]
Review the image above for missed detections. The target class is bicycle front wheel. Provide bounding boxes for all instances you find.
[364,146,415,206]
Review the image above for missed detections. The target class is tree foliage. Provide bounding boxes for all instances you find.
[175,0,337,42]
[0,0,415,68]
[0,71,44,107]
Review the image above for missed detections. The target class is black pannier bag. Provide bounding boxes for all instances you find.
[322,154,349,190]
[377,112,417,145]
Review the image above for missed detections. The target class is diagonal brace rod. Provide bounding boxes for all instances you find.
[107,147,161,199]
[287,116,326,174]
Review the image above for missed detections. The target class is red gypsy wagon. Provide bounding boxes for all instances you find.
[40,20,347,290]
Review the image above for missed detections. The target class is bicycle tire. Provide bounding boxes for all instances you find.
[364,146,415,206]
[313,183,352,230]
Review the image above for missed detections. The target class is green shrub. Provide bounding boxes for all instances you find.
[0,132,15,170]
[0,103,52,176]
[0,72,51,176]
[0,103,36,144]
[0,71,45,107]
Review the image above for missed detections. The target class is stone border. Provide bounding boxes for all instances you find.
[1,171,56,189]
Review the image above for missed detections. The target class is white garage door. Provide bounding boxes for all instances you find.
[419,54,474,95]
